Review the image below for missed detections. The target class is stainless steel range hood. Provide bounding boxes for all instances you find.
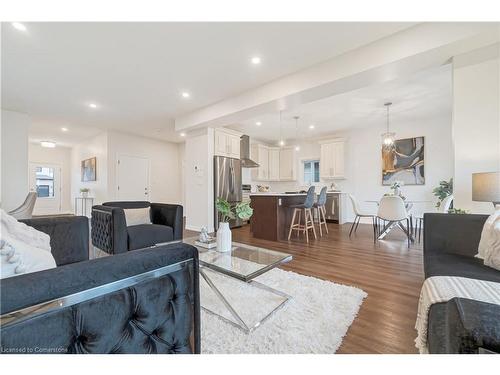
[240,135,259,168]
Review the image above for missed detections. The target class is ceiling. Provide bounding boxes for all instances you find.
[1,22,415,146]
[228,64,452,144]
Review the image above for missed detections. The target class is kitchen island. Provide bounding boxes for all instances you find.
[249,191,347,241]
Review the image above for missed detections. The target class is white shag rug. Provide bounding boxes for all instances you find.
[200,267,367,354]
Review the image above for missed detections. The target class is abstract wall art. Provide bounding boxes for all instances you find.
[382,136,424,185]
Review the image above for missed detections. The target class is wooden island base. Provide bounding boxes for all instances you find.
[250,194,308,241]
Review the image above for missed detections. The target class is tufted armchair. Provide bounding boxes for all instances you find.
[91,201,183,255]
[0,216,200,354]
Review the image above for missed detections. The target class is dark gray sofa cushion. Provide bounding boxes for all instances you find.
[425,253,500,283]
[127,224,173,250]
[20,216,89,266]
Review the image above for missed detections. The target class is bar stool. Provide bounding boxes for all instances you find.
[313,186,328,236]
[287,186,317,243]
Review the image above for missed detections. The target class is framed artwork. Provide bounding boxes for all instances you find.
[382,136,424,185]
[81,157,97,182]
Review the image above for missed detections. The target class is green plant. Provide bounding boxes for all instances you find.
[80,188,90,193]
[448,208,467,214]
[216,198,253,223]
[433,178,453,208]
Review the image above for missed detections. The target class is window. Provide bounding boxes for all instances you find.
[35,167,55,198]
[303,160,320,185]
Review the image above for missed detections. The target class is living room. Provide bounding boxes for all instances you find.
[1,1,500,372]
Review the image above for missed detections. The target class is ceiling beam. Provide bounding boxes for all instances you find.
[175,23,500,132]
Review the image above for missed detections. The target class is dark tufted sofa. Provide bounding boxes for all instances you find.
[424,213,500,354]
[0,216,200,354]
[91,201,183,255]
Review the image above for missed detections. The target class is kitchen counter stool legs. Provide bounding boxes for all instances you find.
[287,207,317,243]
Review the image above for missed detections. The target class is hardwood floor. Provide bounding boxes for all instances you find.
[228,222,424,354]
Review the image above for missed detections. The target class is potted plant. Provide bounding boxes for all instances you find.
[390,181,404,197]
[215,198,253,252]
[80,187,90,198]
[432,178,453,209]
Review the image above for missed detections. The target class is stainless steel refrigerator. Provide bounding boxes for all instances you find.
[214,156,242,230]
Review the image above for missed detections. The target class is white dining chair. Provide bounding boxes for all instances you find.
[377,195,411,247]
[415,194,454,243]
[348,194,378,242]
[8,192,37,220]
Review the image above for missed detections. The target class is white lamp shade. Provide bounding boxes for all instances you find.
[472,172,500,203]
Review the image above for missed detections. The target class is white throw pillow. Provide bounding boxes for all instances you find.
[484,215,500,271]
[1,209,51,251]
[1,234,56,279]
[476,207,500,259]
[124,207,151,226]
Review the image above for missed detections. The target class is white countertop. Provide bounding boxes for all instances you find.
[249,191,345,197]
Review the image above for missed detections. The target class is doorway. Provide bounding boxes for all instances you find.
[116,155,150,200]
[29,163,62,215]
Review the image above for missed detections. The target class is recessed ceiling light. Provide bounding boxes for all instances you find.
[309,124,315,130]
[11,22,27,32]
[295,145,300,151]
[251,56,261,65]
[255,121,262,126]
[40,141,56,148]
[279,140,285,146]
[181,92,190,98]
[61,127,68,132]
[180,132,186,137]
[88,103,98,109]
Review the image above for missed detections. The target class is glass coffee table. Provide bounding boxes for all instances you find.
[182,237,293,333]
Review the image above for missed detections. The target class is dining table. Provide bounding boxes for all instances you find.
[365,199,431,241]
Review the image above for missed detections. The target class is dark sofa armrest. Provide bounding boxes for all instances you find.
[20,216,89,266]
[429,298,500,354]
[0,243,200,354]
[150,203,183,240]
[424,213,488,258]
[91,205,128,254]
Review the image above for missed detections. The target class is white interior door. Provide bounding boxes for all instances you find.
[117,155,150,200]
[29,163,62,215]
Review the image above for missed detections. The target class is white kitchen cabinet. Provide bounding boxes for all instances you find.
[214,129,241,159]
[319,139,345,179]
[251,144,270,181]
[279,147,295,181]
[268,148,280,181]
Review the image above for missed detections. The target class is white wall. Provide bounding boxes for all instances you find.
[1,110,30,211]
[184,128,214,232]
[248,114,454,223]
[452,44,500,214]
[71,132,109,207]
[29,143,72,213]
[106,131,182,204]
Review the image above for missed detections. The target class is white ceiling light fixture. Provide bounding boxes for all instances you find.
[40,141,56,148]
[181,92,190,99]
[308,124,315,130]
[11,22,27,32]
[381,102,396,150]
[293,116,300,152]
[255,121,262,126]
[251,56,261,65]
[61,127,68,132]
[180,132,186,137]
[88,103,98,109]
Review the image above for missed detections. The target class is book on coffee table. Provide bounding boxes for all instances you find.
[195,239,217,249]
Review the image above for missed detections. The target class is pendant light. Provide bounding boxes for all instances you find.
[279,111,285,146]
[381,102,395,150]
[293,116,300,151]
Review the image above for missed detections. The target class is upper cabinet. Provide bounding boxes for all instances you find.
[279,147,295,181]
[319,138,345,179]
[214,128,241,159]
[251,143,296,181]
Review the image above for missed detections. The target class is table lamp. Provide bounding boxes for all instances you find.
[472,172,500,207]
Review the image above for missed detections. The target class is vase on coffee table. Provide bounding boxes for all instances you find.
[216,222,232,252]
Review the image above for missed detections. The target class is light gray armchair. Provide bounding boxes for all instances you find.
[8,192,37,220]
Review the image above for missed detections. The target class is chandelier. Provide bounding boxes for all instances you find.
[381,102,395,150]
